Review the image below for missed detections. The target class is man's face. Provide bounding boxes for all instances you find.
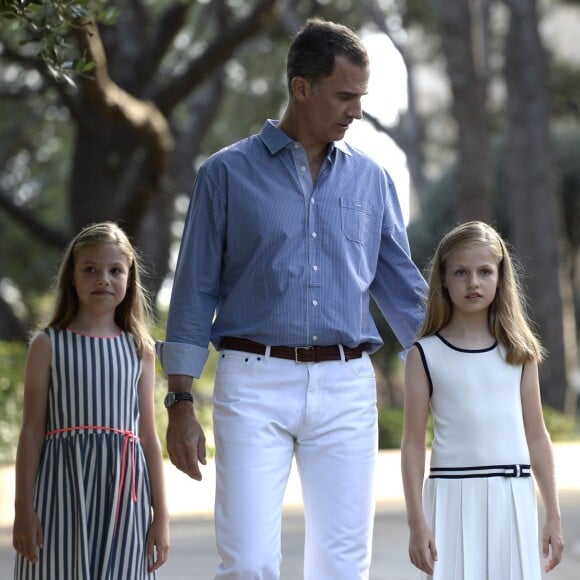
[304,54,369,145]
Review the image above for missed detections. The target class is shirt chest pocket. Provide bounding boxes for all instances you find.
[340,198,371,245]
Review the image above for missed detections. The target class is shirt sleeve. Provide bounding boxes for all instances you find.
[157,163,226,378]
[370,173,428,351]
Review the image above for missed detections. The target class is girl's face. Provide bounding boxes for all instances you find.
[443,244,499,316]
[72,243,130,314]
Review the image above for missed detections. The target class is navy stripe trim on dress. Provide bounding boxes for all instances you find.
[429,464,531,479]
[435,332,497,353]
[413,341,433,397]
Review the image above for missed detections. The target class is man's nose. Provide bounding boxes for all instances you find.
[348,99,363,120]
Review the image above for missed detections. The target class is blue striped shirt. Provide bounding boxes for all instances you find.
[159,120,427,377]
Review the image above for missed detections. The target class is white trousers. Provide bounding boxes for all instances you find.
[212,349,378,580]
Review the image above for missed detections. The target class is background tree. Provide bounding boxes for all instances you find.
[1,0,578,413]
[503,0,570,410]
[432,0,495,221]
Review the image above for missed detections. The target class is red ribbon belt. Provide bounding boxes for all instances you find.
[45,425,140,524]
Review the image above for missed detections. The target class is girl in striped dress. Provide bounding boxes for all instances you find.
[13,222,169,579]
[401,221,564,579]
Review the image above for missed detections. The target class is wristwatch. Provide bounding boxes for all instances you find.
[164,391,194,408]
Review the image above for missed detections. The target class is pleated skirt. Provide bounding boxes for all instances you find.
[422,476,541,580]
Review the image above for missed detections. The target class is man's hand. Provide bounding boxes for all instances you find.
[167,402,207,480]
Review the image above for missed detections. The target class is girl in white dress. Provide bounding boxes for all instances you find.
[401,221,564,579]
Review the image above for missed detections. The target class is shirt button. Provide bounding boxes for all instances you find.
[313,265,318,271]
[312,300,318,306]
[311,232,317,238]
[310,198,315,204]
[300,166,307,172]
[312,335,318,341]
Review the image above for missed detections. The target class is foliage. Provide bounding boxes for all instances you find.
[0,0,115,82]
[543,405,580,441]
[408,127,580,276]
[0,340,26,463]
[550,60,580,117]
[378,407,433,450]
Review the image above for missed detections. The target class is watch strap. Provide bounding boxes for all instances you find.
[165,391,194,408]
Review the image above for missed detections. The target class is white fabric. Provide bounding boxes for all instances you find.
[419,335,529,468]
[417,335,541,580]
[422,477,540,580]
[212,349,378,580]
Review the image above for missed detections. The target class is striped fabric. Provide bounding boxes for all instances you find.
[15,328,154,580]
[429,464,532,479]
[160,119,427,378]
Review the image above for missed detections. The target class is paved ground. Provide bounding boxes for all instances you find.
[1,444,579,579]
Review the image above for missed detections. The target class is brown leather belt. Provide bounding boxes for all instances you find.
[220,336,367,363]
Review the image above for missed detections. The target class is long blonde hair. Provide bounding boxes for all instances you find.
[48,222,153,354]
[419,221,545,365]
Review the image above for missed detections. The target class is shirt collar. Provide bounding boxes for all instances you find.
[259,120,352,160]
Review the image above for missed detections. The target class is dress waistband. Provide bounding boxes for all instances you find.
[220,336,367,362]
[46,425,140,525]
[429,464,531,479]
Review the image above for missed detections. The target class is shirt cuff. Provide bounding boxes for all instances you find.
[155,341,209,378]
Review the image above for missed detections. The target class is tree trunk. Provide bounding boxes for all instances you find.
[0,293,26,341]
[433,0,495,221]
[65,2,278,310]
[503,0,568,410]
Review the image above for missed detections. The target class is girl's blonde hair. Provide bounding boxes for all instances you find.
[48,222,153,354]
[419,220,545,365]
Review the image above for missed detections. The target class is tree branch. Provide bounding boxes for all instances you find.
[152,0,280,115]
[0,188,68,249]
[0,36,86,126]
[74,18,174,175]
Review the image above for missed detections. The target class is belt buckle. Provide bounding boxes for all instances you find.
[295,345,313,362]
[504,465,521,477]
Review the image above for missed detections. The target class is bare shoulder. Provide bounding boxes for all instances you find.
[405,343,422,368]
[24,331,52,391]
[521,358,540,392]
[28,330,52,358]
[141,341,156,364]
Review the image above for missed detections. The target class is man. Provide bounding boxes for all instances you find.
[157,18,427,580]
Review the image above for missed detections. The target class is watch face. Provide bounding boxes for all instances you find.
[164,392,193,408]
[164,392,176,408]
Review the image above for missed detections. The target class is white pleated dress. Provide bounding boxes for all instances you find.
[14,328,154,580]
[416,334,541,580]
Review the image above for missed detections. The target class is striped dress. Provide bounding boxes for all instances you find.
[15,328,154,580]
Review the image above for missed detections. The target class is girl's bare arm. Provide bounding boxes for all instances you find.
[139,345,170,571]
[521,360,564,572]
[13,332,51,561]
[401,345,437,575]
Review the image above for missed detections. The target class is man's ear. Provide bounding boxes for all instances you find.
[290,76,311,102]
